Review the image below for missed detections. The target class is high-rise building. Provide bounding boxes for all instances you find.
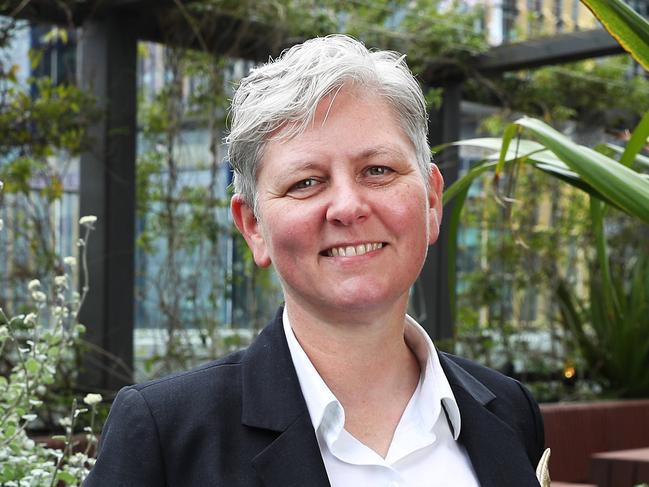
[484,0,601,45]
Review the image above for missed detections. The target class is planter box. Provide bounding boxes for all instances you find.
[541,399,649,483]
[32,433,96,456]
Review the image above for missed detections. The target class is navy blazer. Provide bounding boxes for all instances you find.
[85,308,544,486]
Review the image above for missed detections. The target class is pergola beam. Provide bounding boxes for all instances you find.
[2,0,285,61]
[475,28,624,74]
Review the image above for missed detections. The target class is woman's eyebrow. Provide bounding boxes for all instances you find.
[265,160,324,186]
[281,159,325,171]
[355,145,408,161]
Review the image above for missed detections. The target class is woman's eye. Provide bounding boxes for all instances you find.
[291,178,319,191]
[367,166,392,176]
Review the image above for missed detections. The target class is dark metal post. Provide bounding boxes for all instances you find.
[412,80,462,343]
[77,15,137,392]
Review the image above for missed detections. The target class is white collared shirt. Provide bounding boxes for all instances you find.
[283,308,480,487]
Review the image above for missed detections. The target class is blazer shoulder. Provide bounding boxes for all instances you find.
[440,351,545,464]
[127,348,247,408]
[441,351,537,405]
[441,352,515,388]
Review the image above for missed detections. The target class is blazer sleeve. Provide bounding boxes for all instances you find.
[83,387,166,487]
[516,380,546,467]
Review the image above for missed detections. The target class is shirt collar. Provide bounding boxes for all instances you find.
[403,314,461,440]
[282,308,461,444]
[282,308,344,442]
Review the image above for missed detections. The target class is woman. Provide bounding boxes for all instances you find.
[85,35,545,487]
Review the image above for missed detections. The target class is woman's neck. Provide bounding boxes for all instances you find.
[284,298,421,456]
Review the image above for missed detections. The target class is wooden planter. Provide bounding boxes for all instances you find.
[541,399,649,484]
[32,433,97,457]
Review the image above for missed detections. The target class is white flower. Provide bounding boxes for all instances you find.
[79,215,97,228]
[63,256,77,267]
[83,393,103,406]
[74,407,88,418]
[58,416,72,427]
[54,275,67,288]
[52,306,69,318]
[31,291,47,302]
[21,414,37,422]
[0,218,3,231]
[0,180,4,191]
[23,313,37,326]
[27,279,41,291]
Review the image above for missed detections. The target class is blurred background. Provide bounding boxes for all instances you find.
[0,1,647,485]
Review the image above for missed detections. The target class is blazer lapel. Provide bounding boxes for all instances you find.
[251,412,330,487]
[241,308,330,487]
[440,355,540,487]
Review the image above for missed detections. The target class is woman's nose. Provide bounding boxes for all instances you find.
[325,179,370,226]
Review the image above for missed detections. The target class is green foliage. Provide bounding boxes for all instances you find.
[449,152,598,401]
[557,219,649,398]
[0,21,104,484]
[581,0,649,71]
[135,44,280,378]
[446,110,649,398]
[495,117,649,223]
[398,0,487,68]
[0,76,97,161]
[99,0,454,46]
[0,27,99,289]
[176,0,488,103]
[0,208,101,485]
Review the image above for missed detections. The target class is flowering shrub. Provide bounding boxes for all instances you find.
[0,179,101,486]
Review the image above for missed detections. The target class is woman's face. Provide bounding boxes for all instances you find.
[232,89,443,318]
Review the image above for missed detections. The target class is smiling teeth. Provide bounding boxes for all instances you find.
[328,242,383,257]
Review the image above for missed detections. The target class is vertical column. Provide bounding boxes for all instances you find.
[77,15,137,392]
[412,81,462,343]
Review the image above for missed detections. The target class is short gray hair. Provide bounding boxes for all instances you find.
[226,34,431,212]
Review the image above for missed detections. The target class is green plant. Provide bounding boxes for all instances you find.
[581,0,649,71]
[446,0,649,386]
[135,43,282,379]
[0,27,99,311]
[0,27,101,436]
[1,177,101,484]
[557,247,649,397]
[441,0,649,397]
[444,110,649,396]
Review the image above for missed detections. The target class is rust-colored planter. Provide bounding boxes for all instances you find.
[541,399,649,483]
[32,432,98,457]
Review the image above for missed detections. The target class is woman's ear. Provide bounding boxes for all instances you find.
[230,195,272,267]
[427,164,444,245]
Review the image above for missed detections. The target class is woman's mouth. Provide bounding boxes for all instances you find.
[322,242,385,257]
